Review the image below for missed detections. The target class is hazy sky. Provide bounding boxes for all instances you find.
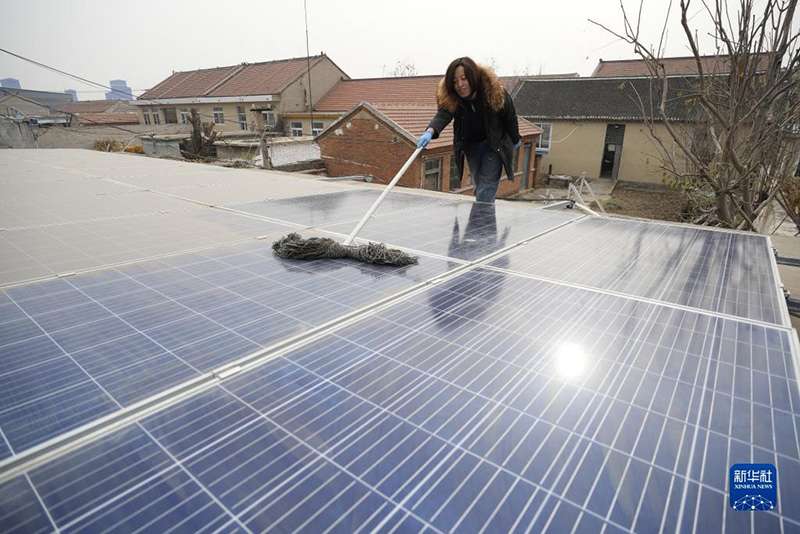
[0,0,792,100]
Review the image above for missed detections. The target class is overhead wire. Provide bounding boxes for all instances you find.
[0,88,214,158]
[0,46,271,132]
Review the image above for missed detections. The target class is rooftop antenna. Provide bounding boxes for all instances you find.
[304,0,313,135]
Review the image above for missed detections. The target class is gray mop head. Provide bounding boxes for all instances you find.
[272,233,418,266]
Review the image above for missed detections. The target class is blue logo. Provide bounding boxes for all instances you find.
[730,464,777,511]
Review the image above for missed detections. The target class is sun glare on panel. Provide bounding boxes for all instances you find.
[555,342,586,379]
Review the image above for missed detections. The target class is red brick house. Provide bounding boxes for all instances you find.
[314,75,521,113]
[316,102,542,198]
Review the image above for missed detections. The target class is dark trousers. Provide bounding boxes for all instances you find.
[465,140,503,203]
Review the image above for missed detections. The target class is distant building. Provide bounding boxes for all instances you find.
[513,76,699,185]
[55,99,140,126]
[105,79,133,100]
[1,78,21,89]
[0,88,73,125]
[591,54,771,77]
[134,55,348,134]
[65,89,78,101]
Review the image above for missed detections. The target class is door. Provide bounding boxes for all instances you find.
[423,158,442,191]
[600,124,625,179]
[521,142,532,189]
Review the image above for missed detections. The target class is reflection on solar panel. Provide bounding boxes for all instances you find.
[488,217,787,326]
[326,201,583,261]
[229,189,457,227]
[0,150,798,533]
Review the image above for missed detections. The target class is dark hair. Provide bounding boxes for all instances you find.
[444,57,480,100]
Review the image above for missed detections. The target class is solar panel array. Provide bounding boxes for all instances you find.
[0,150,798,533]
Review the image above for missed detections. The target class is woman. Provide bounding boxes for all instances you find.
[417,57,521,203]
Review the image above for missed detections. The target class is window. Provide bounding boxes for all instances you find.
[142,109,151,125]
[422,158,441,191]
[152,109,160,125]
[180,109,189,123]
[449,155,461,190]
[162,108,178,124]
[262,111,275,127]
[237,106,247,130]
[213,107,224,125]
[312,122,324,136]
[534,123,552,150]
[291,122,303,136]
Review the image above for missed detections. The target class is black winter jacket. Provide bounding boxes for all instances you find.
[426,65,521,182]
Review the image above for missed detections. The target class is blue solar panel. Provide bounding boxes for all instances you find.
[0,476,54,533]
[6,266,794,532]
[17,425,243,532]
[228,189,456,227]
[0,240,457,457]
[325,201,583,261]
[0,381,118,456]
[488,217,785,325]
[0,438,10,462]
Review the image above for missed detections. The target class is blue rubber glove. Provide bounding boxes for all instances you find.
[514,140,522,150]
[417,131,432,149]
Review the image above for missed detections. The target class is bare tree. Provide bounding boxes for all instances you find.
[591,0,800,230]
[483,56,501,74]
[389,60,418,77]
[183,108,218,159]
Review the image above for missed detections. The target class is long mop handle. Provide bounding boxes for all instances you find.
[343,146,424,246]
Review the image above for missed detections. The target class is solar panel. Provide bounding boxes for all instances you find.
[487,217,786,326]
[0,191,206,229]
[1,150,798,532]
[227,189,457,228]
[0,210,295,286]
[325,201,583,261]
[0,239,456,456]
[2,267,797,532]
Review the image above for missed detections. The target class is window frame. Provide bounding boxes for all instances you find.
[213,107,224,125]
[237,106,247,131]
[290,122,303,137]
[534,123,552,150]
[142,109,151,125]
[180,108,189,124]
[151,109,160,125]
[449,155,461,190]
[311,122,324,136]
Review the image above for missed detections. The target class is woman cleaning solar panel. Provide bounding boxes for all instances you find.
[417,57,522,204]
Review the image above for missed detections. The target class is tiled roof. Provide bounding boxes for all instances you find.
[77,112,140,125]
[514,76,698,121]
[322,103,541,150]
[140,56,328,100]
[315,75,521,112]
[592,54,772,77]
[55,100,118,114]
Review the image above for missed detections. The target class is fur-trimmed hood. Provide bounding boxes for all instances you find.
[436,64,506,114]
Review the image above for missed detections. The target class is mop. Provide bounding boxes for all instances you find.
[273,147,423,266]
